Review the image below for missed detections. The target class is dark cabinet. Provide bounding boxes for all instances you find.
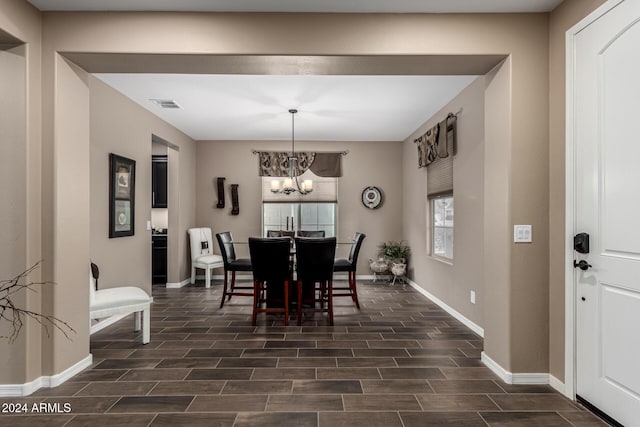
[152,155,168,208]
[152,234,167,284]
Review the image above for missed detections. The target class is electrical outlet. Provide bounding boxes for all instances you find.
[470,290,476,304]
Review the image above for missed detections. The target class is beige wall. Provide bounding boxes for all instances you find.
[90,76,197,290]
[196,139,403,268]
[402,76,486,327]
[0,0,42,385]
[548,0,606,381]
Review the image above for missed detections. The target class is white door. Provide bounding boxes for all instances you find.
[574,1,640,425]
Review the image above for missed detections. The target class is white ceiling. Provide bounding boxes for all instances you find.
[96,74,477,141]
[27,0,563,13]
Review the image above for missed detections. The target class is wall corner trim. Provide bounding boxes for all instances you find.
[549,374,568,397]
[166,278,192,288]
[406,278,484,337]
[0,354,93,397]
[481,351,550,385]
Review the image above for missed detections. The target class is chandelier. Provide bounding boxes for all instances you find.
[270,109,313,195]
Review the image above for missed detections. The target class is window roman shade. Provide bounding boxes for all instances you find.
[427,118,456,198]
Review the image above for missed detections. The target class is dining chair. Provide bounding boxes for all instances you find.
[332,232,366,309]
[248,237,292,326]
[295,237,337,325]
[187,227,224,288]
[297,230,325,238]
[215,231,253,308]
[266,230,281,237]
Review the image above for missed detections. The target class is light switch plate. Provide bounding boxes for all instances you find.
[514,225,532,243]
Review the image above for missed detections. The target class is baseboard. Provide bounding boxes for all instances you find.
[166,278,191,288]
[406,278,484,338]
[481,352,550,385]
[549,374,568,397]
[0,354,93,397]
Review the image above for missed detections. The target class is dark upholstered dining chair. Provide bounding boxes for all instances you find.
[297,230,325,238]
[248,237,292,326]
[295,237,337,325]
[266,230,281,237]
[333,232,366,309]
[215,231,253,308]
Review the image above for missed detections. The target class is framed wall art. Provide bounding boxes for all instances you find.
[109,153,136,238]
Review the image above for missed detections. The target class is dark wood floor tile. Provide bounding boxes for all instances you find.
[157,340,212,349]
[211,341,266,349]
[185,368,253,380]
[315,340,369,348]
[379,367,446,380]
[120,368,190,381]
[319,411,403,427]
[293,379,363,394]
[417,394,499,411]
[267,394,343,411]
[440,367,498,380]
[362,379,433,395]
[394,357,458,368]
[105,341,162,349]
[0,415,72,426]
[155,358,221,368]
[185,348,243,358]
[76,381,156,396]
[234,411,317,427]
[480,411,572,426]
[400,411,487,427]
[367,340,421,348]
[150,413,236,427]
[346,326,394,333]
[65,414,154,426]
[217,357,277,368]
[337,357,397,368]
[284,333,334,340]
[298,349,353,357]
[353,348,410,357]
[30,382,89,397]
[407,348,466,357]
[489,394,580,411]
[235,333,285,340]
[93,359,161,370]
[278,357,337,368]
[333,333,382,341]
[69,370,127,382]
[452,357,486,367]
[429,379,505,394]
[317,367,381,379]
[90,349,135,359]
[148,380,225,395]
[343,394,422,411]
[264,340,316,348]
[221,380,292,394]
[127,349,188,359]
[42,396,119,414]
[241,348,298,357]
[558,411,609,426]
[459,348,483,357]
[497,383,557,393]
[187,395,267,412]
[418,340,474,349]
[251,368,316,380]
[108,395,193,413]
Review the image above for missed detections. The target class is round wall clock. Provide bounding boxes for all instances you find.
[362,186,383,209]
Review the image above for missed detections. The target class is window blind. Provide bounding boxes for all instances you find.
[427,120,455,198]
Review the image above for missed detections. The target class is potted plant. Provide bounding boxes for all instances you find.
[377,240,411,264]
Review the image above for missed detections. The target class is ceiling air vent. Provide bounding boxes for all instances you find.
[149,99,182,109]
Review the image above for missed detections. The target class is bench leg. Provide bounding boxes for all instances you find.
[134,311,141,331]
[142,307,150,344]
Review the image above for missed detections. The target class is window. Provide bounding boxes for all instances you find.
[263,202,336,237]
[431,196,453,260]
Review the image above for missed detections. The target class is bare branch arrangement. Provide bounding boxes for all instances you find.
[0,262,76,343]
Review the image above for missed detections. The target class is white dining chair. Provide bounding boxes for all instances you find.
[89,263,153,344]
[188,227,224,288]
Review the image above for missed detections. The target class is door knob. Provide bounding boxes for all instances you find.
[573,260,592,271]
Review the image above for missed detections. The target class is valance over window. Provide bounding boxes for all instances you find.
[256,151,343,178]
